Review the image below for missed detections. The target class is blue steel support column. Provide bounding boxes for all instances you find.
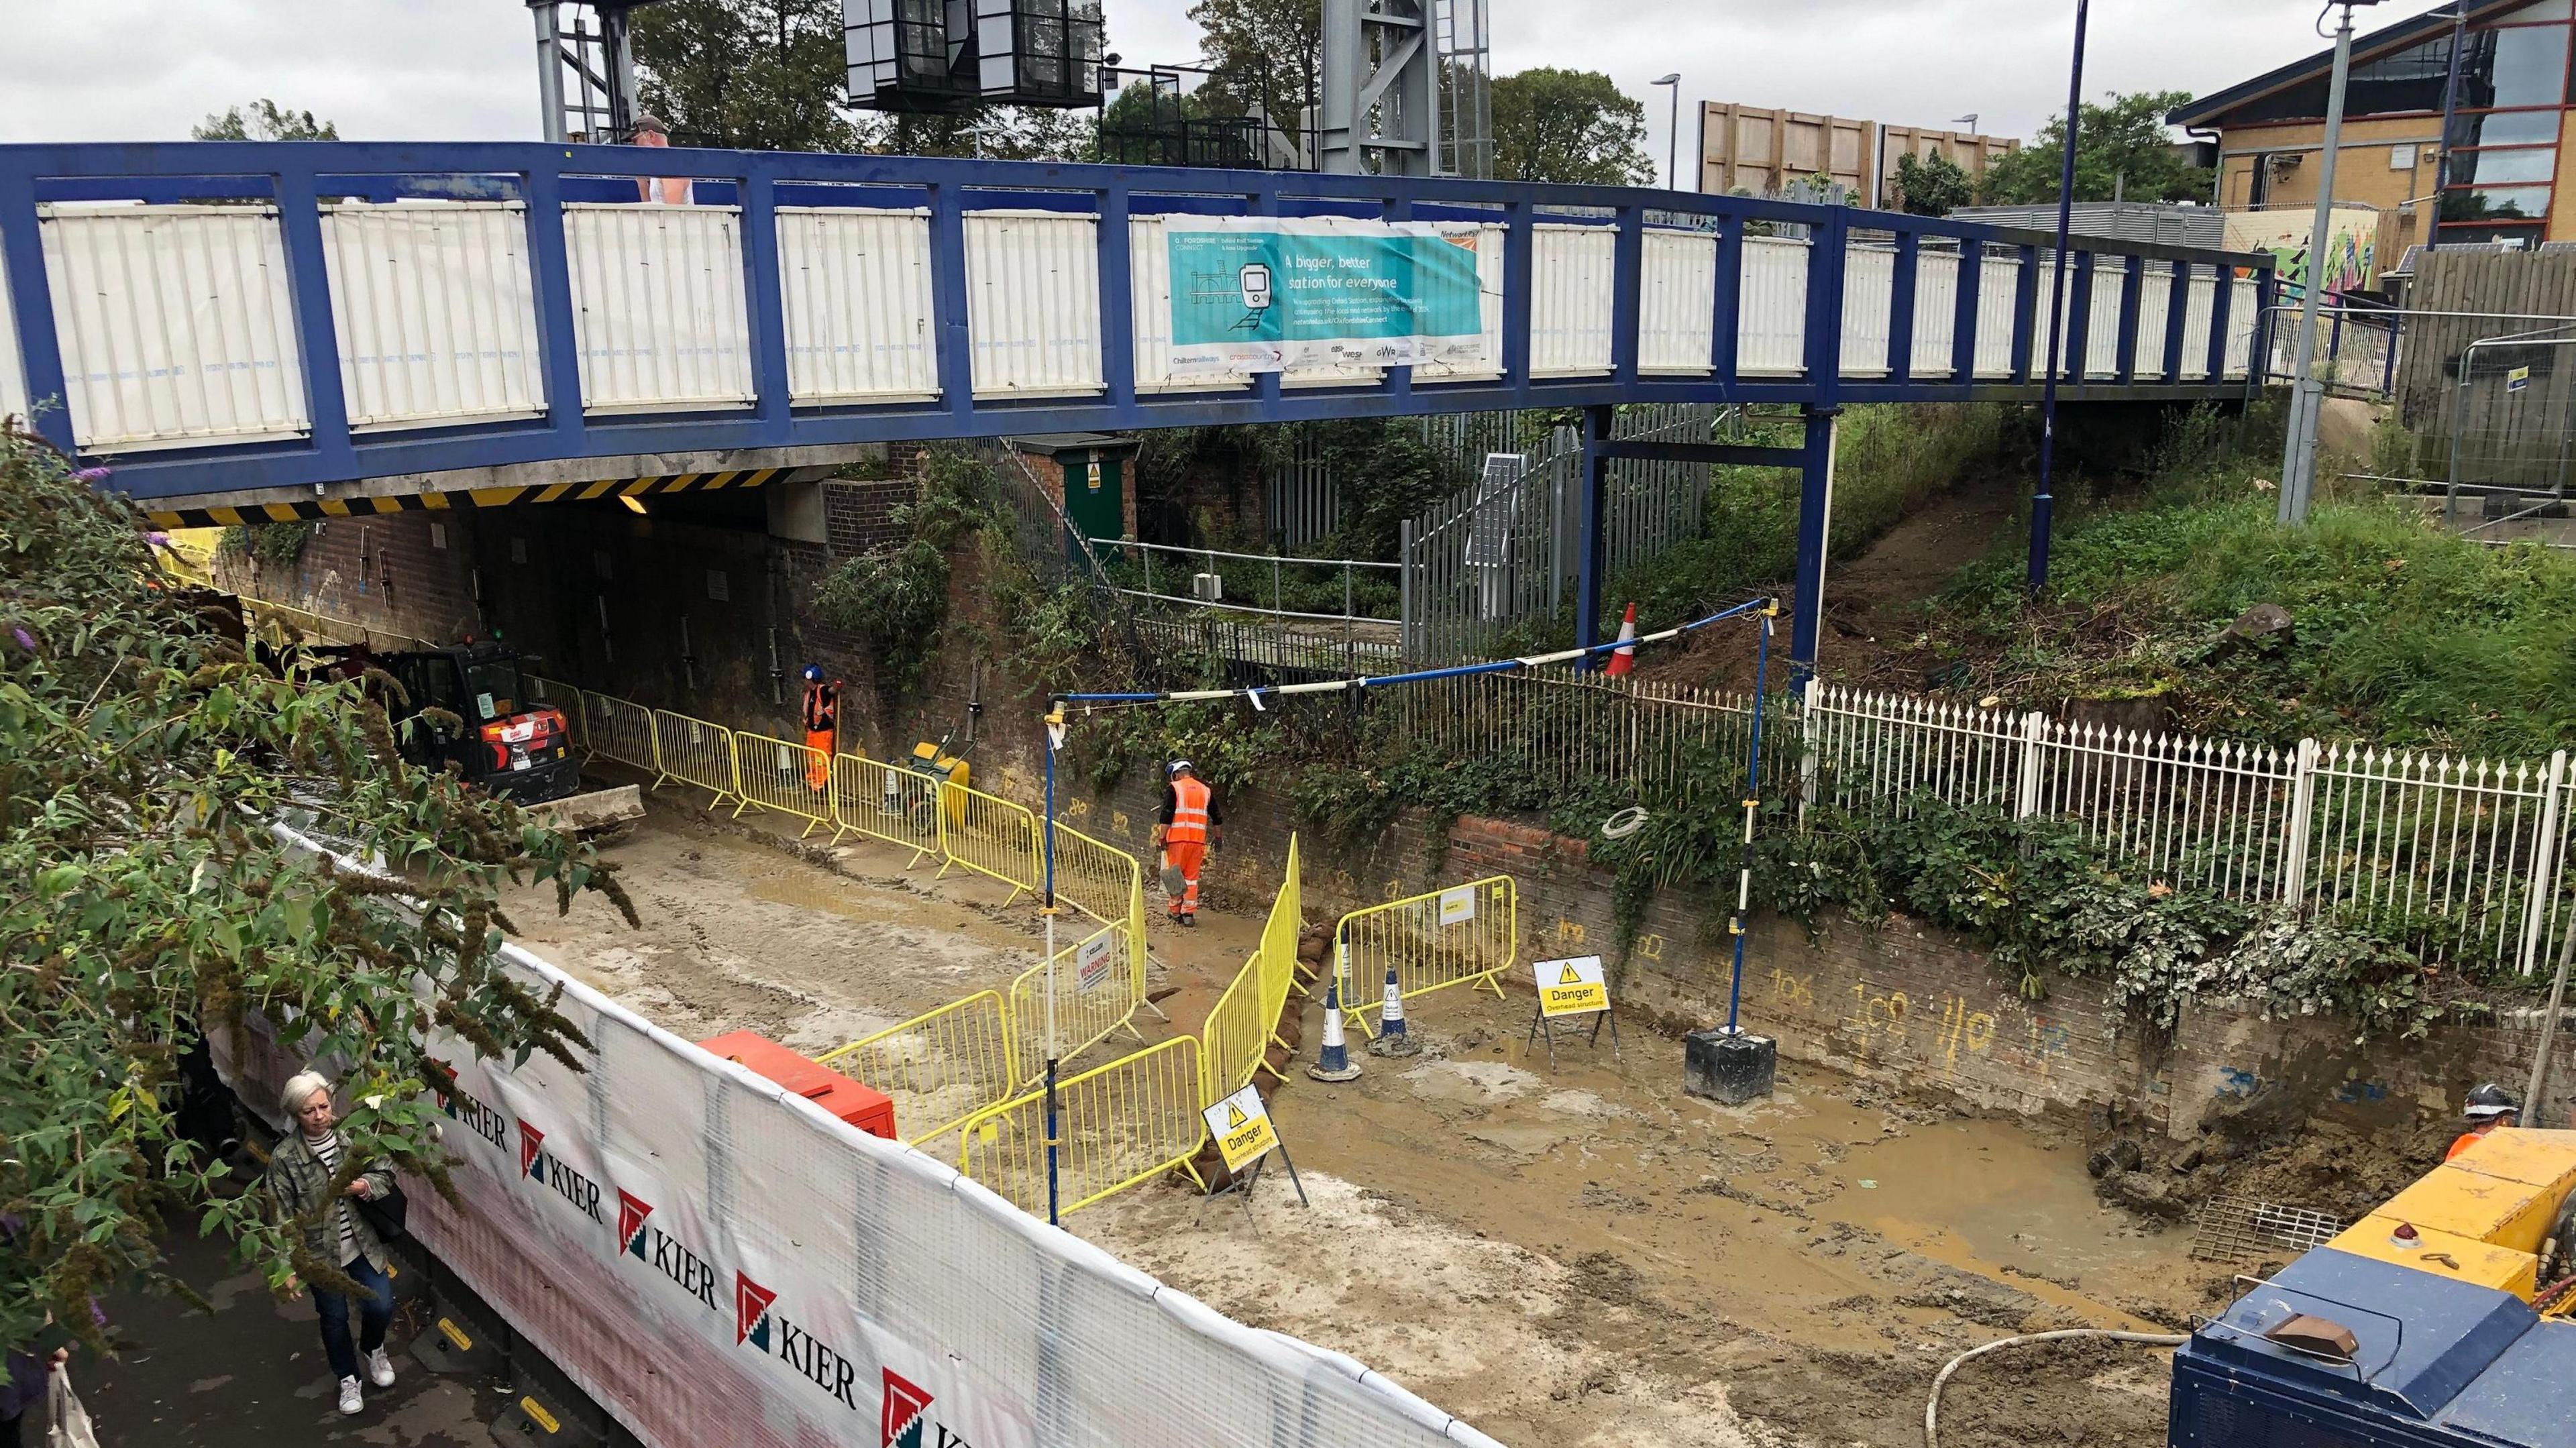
[2010,242,2040,385]
[0,168,74,455]
[1949,234,1983,384]
[927,182,974,423]
[1609,204,1642,389]
[2064,251,2095,388]
[1501,199,1534,387]
[1888,229,1920,386]
[523,162,588,455]
[739,160,792,443]
[1248,184,1281,407]
[2114,254,2143,386]
[1381,194,1414,407]
[1787,207,1849,683]
[2249,266,2279,400]
[2205,259,2235,383]
[1574,403,1613,667]
[272,168,356,480]
[2161,260,2192,382]
[1097,184,1135,412]
[1710,213,1744,390]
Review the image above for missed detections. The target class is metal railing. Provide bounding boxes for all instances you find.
[812,990,1018,1147]
[1107,537,1401,625]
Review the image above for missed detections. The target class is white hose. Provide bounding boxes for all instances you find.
[1923,1329,2187,1448]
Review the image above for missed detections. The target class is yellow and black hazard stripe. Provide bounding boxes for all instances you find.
[145,467,785,531]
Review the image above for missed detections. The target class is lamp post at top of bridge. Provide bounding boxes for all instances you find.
[1652,73,1682,190]
[2279,0,2386,527]
[2027,0,2090,595]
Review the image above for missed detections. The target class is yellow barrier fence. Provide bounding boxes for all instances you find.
[585,691,659,774]
[528,676,588,754]
[649,709,744,811]
[1336,875,1517,1039]
[936,779,1039,903]
[1051,818,1148,982]
[828,751,941,865]
[1259,835,1305,1046]
[1006,920,1144,1087]
[1199,837,1305,1105]
[731,730,842,840]
[814,991,1018,1146]
[956,1036,1208,1217]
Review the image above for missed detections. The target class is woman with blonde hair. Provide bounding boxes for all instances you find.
[264,1071,396,1416]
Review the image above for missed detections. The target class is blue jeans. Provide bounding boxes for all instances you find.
[309,1254,392,1382]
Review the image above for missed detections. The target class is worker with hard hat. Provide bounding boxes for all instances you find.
[2447,1082,2521,1160]
[1153,759,1222,927]
[800,665,839,791]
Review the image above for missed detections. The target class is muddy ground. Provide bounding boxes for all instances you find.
[504,796,2253,1448]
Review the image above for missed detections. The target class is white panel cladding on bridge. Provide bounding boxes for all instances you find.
[965,210,1103,397]
[0,246,24,426]
[38,205,309,450]
[1911,249,1960,376]
[1737,235,1807,375]
[1973,249,2021,378]
[2086,259,2125,378]
[1840,243,1894,376]
[2226,276,2260,378]
[1413,221,1507,382]
[1529,223,1613,376]
[562,203,755,413]
[1639,229,1716,374]
[774,206,937,402]
[2182,270,2217,380]
[2130,263,2176,379]
[321,202,544,431]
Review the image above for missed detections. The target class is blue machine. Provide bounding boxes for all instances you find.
[2172,1249,2576,1446]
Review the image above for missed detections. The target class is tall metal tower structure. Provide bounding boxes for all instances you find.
[1318,0,1491,178]
[528,1,663,144]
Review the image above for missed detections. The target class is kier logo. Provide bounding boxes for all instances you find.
[735,1273,779,1350]
[517,1121,545,1180]
[882,1370,932,1448]
[617,1190,653,1259]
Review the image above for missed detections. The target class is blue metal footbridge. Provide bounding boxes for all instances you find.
[0,142,2275,668]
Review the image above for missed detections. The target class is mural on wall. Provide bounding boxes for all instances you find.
[2224,207,2379,300]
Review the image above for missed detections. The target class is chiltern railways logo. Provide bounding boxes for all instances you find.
[881,1370,932,1448]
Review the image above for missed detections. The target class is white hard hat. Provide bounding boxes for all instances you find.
[1168,759,1193,776]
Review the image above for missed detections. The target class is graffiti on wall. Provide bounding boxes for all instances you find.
[2224,207,2379,301]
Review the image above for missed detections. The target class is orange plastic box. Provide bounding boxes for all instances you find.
[697,1030,897,1141]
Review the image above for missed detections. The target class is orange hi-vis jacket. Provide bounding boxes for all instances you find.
[802,681,837,734]
[1165,776,1213,843]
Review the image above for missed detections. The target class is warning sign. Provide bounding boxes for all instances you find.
[1201,1084,1279,1173]
[1438,885,1477,927]
[1075,930,1114,994]
[1536,955,1609,1018]
[2510,365,2533,394]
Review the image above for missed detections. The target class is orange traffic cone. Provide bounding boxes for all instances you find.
[1605,602,1638,677]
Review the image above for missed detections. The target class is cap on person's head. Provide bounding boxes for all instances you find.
[635,113,670,137]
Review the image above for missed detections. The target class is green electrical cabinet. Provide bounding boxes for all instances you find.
[1008,432,1138,567]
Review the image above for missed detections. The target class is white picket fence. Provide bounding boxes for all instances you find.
[1387,671,2575,977]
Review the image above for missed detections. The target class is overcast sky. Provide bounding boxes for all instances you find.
[1,0,2408,159]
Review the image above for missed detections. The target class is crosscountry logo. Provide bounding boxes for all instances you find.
[616,1190,652,1260]
[517,1121,545,1180]
[735,1273,778,1350]
[882,1370,932,1448]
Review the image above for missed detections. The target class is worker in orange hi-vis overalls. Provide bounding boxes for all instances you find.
[631,114,692,205]
[1153,760,1222,927]
[800,665,839,792]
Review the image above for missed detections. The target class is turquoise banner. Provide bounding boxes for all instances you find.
[1163,220,1487,373]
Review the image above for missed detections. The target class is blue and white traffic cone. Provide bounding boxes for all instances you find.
[1368,959,1420,1057]
[1307,979,1363,1082]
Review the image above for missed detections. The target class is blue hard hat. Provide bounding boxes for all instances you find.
[802,664,824,683]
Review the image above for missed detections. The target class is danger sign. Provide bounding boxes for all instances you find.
[1536,956,1609,1018]
[1201,1084,1279,1173]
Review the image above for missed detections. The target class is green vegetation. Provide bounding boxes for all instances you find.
[814,449,1008,703]
[1939,405,2576,760]
[192,99,337,142]
[1980,91,2214,207]
[215,519,313,569]
[2,426,631,1348]
[1491,68,1656,186]
[1893,152,1974,217]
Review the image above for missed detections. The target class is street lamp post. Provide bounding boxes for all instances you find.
[1652,73,1682,189]
[2027,0,2089,594]
[2280,1,2380,526]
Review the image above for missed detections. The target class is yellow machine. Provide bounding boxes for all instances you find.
[2326,1128,2576,1313]
[904,738,972,826]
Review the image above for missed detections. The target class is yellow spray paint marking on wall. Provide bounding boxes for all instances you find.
[1203,1084,1278,1174]
[1536,956,1609,1018]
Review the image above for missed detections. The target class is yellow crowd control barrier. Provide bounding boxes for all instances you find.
[586,692,659,774]
[1051,818,1148,981]
[1258,835,1305,1043]
[1006,920,1144,1087]
[816,991,1018,1146]
[649,709,744,810]
[528,676,588,753]
[936,780,1040,903]
[1199,838,1305,1106]
[828,752,941,865]
[1336,875,1517,1039]
[731,730,841,840]
[957,1036,1208,1217]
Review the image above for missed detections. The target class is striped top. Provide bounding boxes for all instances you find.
[303,1129,362,1267]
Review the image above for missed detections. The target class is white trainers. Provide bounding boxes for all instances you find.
[366,1347,396,1388]
[337,1375,364,1415]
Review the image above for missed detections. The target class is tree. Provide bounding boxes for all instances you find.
[192,101,337,142]
[1189,0,1323,156]
[1491,68,1652,186]
[631,0,863,152]
[0,427,633,1351]
[1893,152,1974,217]
[1979,91,2213,206]
[879,105,1095,162]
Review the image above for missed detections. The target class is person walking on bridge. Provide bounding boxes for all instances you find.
[266,1070,397,1416]
[800,665,839,791]
[1154,759,1221,926]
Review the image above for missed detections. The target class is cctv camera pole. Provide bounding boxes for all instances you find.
[2027,0,2089,594]
[1042,704,1066,1226]
[2282,1,2361,526]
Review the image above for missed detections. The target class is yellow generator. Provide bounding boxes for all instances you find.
[901,737,971,827]
[2324,1129,2576,1304]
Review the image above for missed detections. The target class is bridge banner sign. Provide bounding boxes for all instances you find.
[1163,216,1487,374]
